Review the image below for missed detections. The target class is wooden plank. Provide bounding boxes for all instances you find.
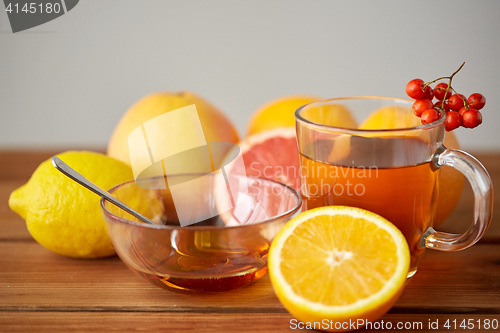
[1,152,499,241]
[0,149,106,181]
[0,312,499,333]
[0,150,64,181]
[1,150,499,332]
[1,241,499,313]
[0,241,284,312]
[438,153,500,241]
[2,182,499,243]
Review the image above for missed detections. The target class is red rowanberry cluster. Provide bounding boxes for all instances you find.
[405,63,485,131]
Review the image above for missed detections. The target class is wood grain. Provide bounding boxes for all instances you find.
[0,150,66,181]
[1,313,499,333]
[1,151,499,332]
[2,151,499,241]
[1,241,499,313]
[435,153,500,241]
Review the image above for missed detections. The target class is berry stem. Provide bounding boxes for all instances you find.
[423,77,447,89]
[440,62,465,110]
[450,62,466,78]
[433,61,465,110]
[422,62,466,89]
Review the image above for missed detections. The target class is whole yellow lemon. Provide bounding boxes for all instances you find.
[107,91,240,166]
[8,151,134,258]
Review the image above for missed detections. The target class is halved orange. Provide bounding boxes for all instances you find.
[268,206,410,332]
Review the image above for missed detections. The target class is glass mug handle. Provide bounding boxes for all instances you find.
[421,145,494,251]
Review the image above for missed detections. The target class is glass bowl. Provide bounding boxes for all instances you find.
[101,174,301,292]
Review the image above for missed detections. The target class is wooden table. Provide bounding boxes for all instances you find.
[1,151,499,332]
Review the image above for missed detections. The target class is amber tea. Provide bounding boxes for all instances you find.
[300,137,438,275]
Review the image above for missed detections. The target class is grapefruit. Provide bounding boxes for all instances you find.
[232,100,358,190]
[434,131,464,226]
[358,105,464,226]
[107,91,240,166]
[247,95,322,136]
[358,105,420,129]
[298,103,358,129]
[228,127,300,190]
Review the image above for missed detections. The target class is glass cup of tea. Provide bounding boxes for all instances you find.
[295,96,493,278]
[101,174,301,292]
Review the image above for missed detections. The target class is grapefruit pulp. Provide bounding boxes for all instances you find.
[227,127,300,190]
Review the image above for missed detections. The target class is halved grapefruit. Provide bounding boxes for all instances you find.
[217,127,300,227]
[226,127,300,190]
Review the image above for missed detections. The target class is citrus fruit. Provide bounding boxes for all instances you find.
[358,105,420,129]
[247,95,322,136]
[107,91,240,166]
[298,103,358,129]
[8,151,134,258]
[358,105,464,226]
[227,127,300,190]
[232,99,358,190]
[434,131,464,226]
[268,206,410,332]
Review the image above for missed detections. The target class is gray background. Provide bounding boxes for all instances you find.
[1,0,499,151]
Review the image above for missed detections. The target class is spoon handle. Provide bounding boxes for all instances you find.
[51,156,157,225]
